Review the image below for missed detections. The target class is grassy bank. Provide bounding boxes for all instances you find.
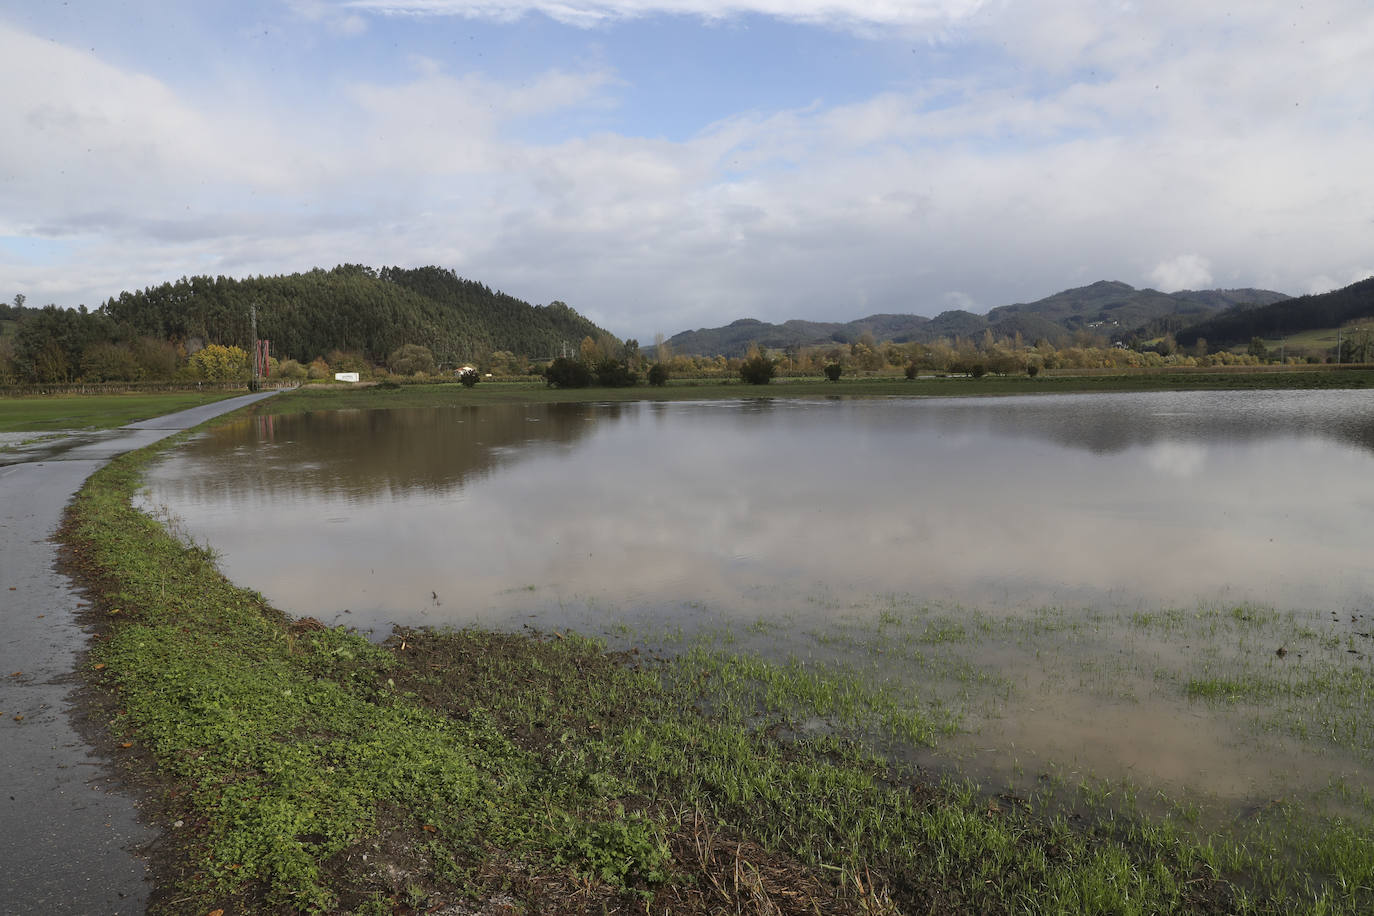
[0,390,239,433]
[5,366,1368,433]
[254,368,1374,415]
[61,422,1374,914]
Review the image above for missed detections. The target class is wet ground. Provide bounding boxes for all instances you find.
[0,392,277,915]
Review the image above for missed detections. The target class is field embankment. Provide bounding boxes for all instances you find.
[247,366,1374,415]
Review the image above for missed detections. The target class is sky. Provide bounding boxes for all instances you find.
[2,1,1372,341]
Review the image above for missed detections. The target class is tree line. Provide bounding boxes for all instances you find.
[0,266,610,385]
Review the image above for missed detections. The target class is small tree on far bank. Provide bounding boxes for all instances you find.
[594,358,638,387]
[823,363,842,382]
[190,344,249,380]
[388,343,435,376]
[458,367,480,387]
[739,348,776,385]
[543,356,593,388]
[647,362,669,386]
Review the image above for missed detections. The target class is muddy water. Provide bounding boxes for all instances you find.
[140,390,1374,805]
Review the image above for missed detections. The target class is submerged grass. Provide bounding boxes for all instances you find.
[63,433,1374,913]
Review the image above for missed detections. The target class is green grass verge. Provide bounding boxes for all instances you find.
[0,391,238,432]
[62,431,1374,914]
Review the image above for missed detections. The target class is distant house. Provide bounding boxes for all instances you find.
[334,372,360,383]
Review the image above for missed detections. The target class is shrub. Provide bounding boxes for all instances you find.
[904,363,917,380]
[594,358,638,387]
[276,358,307,380]
[190,344,249,380]
[131,337,179,380]
[306,358,330,380]
[543,357,593,388]
[969,363,987,378]
[388,343,435,376]
[1026,363,1040,378]
[326,349,368,373]
[458,367,480,388]
[824,363,843,382]
[81,342,140,381]
[647,363,669,386]
[739,353,776,385]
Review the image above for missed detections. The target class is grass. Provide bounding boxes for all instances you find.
[1259,322,1374,359]
[252,366,1374,416]
[0,390,238,432]
[4,365,1369,434]
[740,596,1374,907]
[64,426,1374,914]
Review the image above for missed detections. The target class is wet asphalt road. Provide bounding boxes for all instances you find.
[0,392,278,915]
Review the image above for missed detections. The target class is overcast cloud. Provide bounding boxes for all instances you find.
[2,1,1371,340]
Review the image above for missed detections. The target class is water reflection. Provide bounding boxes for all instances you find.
[138,389,1374,810]
[161,402,617,503]
[140,390,1374,634]
[901,389,1374,456]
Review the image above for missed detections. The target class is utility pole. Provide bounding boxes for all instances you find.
[249,303,260,391]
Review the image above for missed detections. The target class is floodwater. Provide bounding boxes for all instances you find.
[141,390,1374,631]
[139,390,1374,806]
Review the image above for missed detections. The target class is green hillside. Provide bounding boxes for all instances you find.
[100,264,609,366]
[1177,277,1374,349]
[986,281,1288,336]
[660,281,1289,357]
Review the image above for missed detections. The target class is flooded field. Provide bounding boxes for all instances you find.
[140,390,1374,828]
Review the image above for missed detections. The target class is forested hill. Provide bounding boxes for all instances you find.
[99,264,609,365]
[1175,277,1374,348]
[661,281,1289,357]
[986,281,1288,337]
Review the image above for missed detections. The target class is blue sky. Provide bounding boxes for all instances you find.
[2,1,1372,341]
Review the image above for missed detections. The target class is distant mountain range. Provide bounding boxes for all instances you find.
[658,281,1293,358]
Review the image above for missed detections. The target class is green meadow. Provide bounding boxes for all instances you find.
[0,390,237,433]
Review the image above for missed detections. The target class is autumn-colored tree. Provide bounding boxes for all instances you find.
[739,344,776,385]
[80,342,140,381]
[190,344,248,380]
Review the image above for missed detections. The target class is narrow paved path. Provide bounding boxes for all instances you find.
[0,392,278,915]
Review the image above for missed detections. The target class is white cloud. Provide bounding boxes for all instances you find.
[0,24,290,222]
[941,291,977,312]
[4,3,1374,339]
[289,0,371,34]
[1148,255,1214,292]
[339,0,985,30]
[1305,268,1374,296]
